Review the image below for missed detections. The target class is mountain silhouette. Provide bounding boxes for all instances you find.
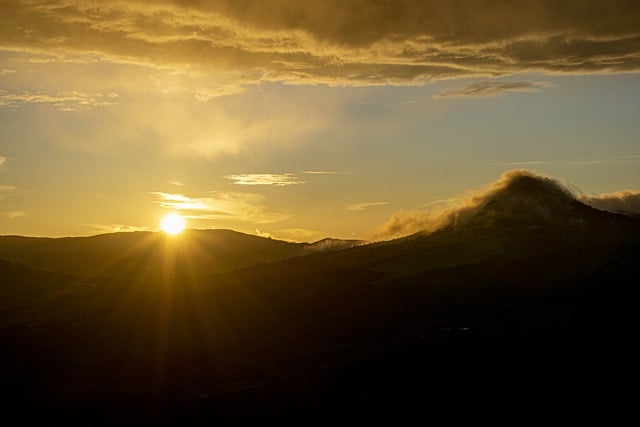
[462,172,617,228]
[0,229,358,280]
[1,171,638,423]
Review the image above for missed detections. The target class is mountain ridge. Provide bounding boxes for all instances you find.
[1,171,638,423]
[0,228,361,279]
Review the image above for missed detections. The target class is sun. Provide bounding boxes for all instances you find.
[161,213,185,235]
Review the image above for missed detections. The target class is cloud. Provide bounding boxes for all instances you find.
[254,229,273,239]
[165,110,327,159]
[370,209,438,241]
[271,228,326,242]
[90,224,151,234]
[346,201,390,211]
[225,173,305,186]
[0,68,15,75]
[579,191,640,214]
[151,191,289,223]
[420,198,460,209]
[168,179,184,186]
[370,169,577,241]
[1,1,639,87]
[0,155,5,167]
[303,170,350,175]
[498,160,546,166]
[254,227,332,242]
[436,81,551,98]
[2,210,26,219]
[497,155,640,167]
[0,90,119,110]
[191,86,246,102]
[303,171,337,175]
[0,184,17,200]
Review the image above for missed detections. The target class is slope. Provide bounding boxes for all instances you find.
[0,229,344,279]
[1,172,638,422]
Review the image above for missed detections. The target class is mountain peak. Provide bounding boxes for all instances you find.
[464,171,602,228]
[371,170,638,241]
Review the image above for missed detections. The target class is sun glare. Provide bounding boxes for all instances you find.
[161,213,185,235]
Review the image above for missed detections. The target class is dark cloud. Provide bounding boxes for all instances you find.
[166,1,640,46]
[579,191,640,214]
[1,1,638,86]
[436,81,550,98]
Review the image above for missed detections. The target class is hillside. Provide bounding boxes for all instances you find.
[1,173,638,423]
[0,229,360,280]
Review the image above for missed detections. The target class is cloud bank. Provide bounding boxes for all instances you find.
[2,0,639,89]
[579,191,640,214]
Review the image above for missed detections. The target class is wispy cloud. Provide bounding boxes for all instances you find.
[0,90,119,111]
[303,171,346,175]
[497,155,640,167]
[420,198,460,209]
[272,228,326,242]
[254,229,273,239]
[225,173,305,186]
[2,210,26,219]
[151,191,289,223]
[370,209,436,241]
[0,68,15,75]
[90,224,151,234]
[0,184,17,200]
[152,192,213,212]
[2,1,638,87]
[436,81,551,99]
[168,179,185,186]
[0,155,5,168]
[498,160,546,166]
[579,190,640,214]
[346,201,390,211]
[192,86,246,102]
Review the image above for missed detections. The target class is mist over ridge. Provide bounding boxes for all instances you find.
[371,169,640,241]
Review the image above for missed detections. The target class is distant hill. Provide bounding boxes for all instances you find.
[304,237,363,252]
[0,229,357,280]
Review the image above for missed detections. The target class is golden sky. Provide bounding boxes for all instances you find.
[1,1,639,239]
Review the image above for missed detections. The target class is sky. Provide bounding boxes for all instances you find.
[0,0,639,240]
